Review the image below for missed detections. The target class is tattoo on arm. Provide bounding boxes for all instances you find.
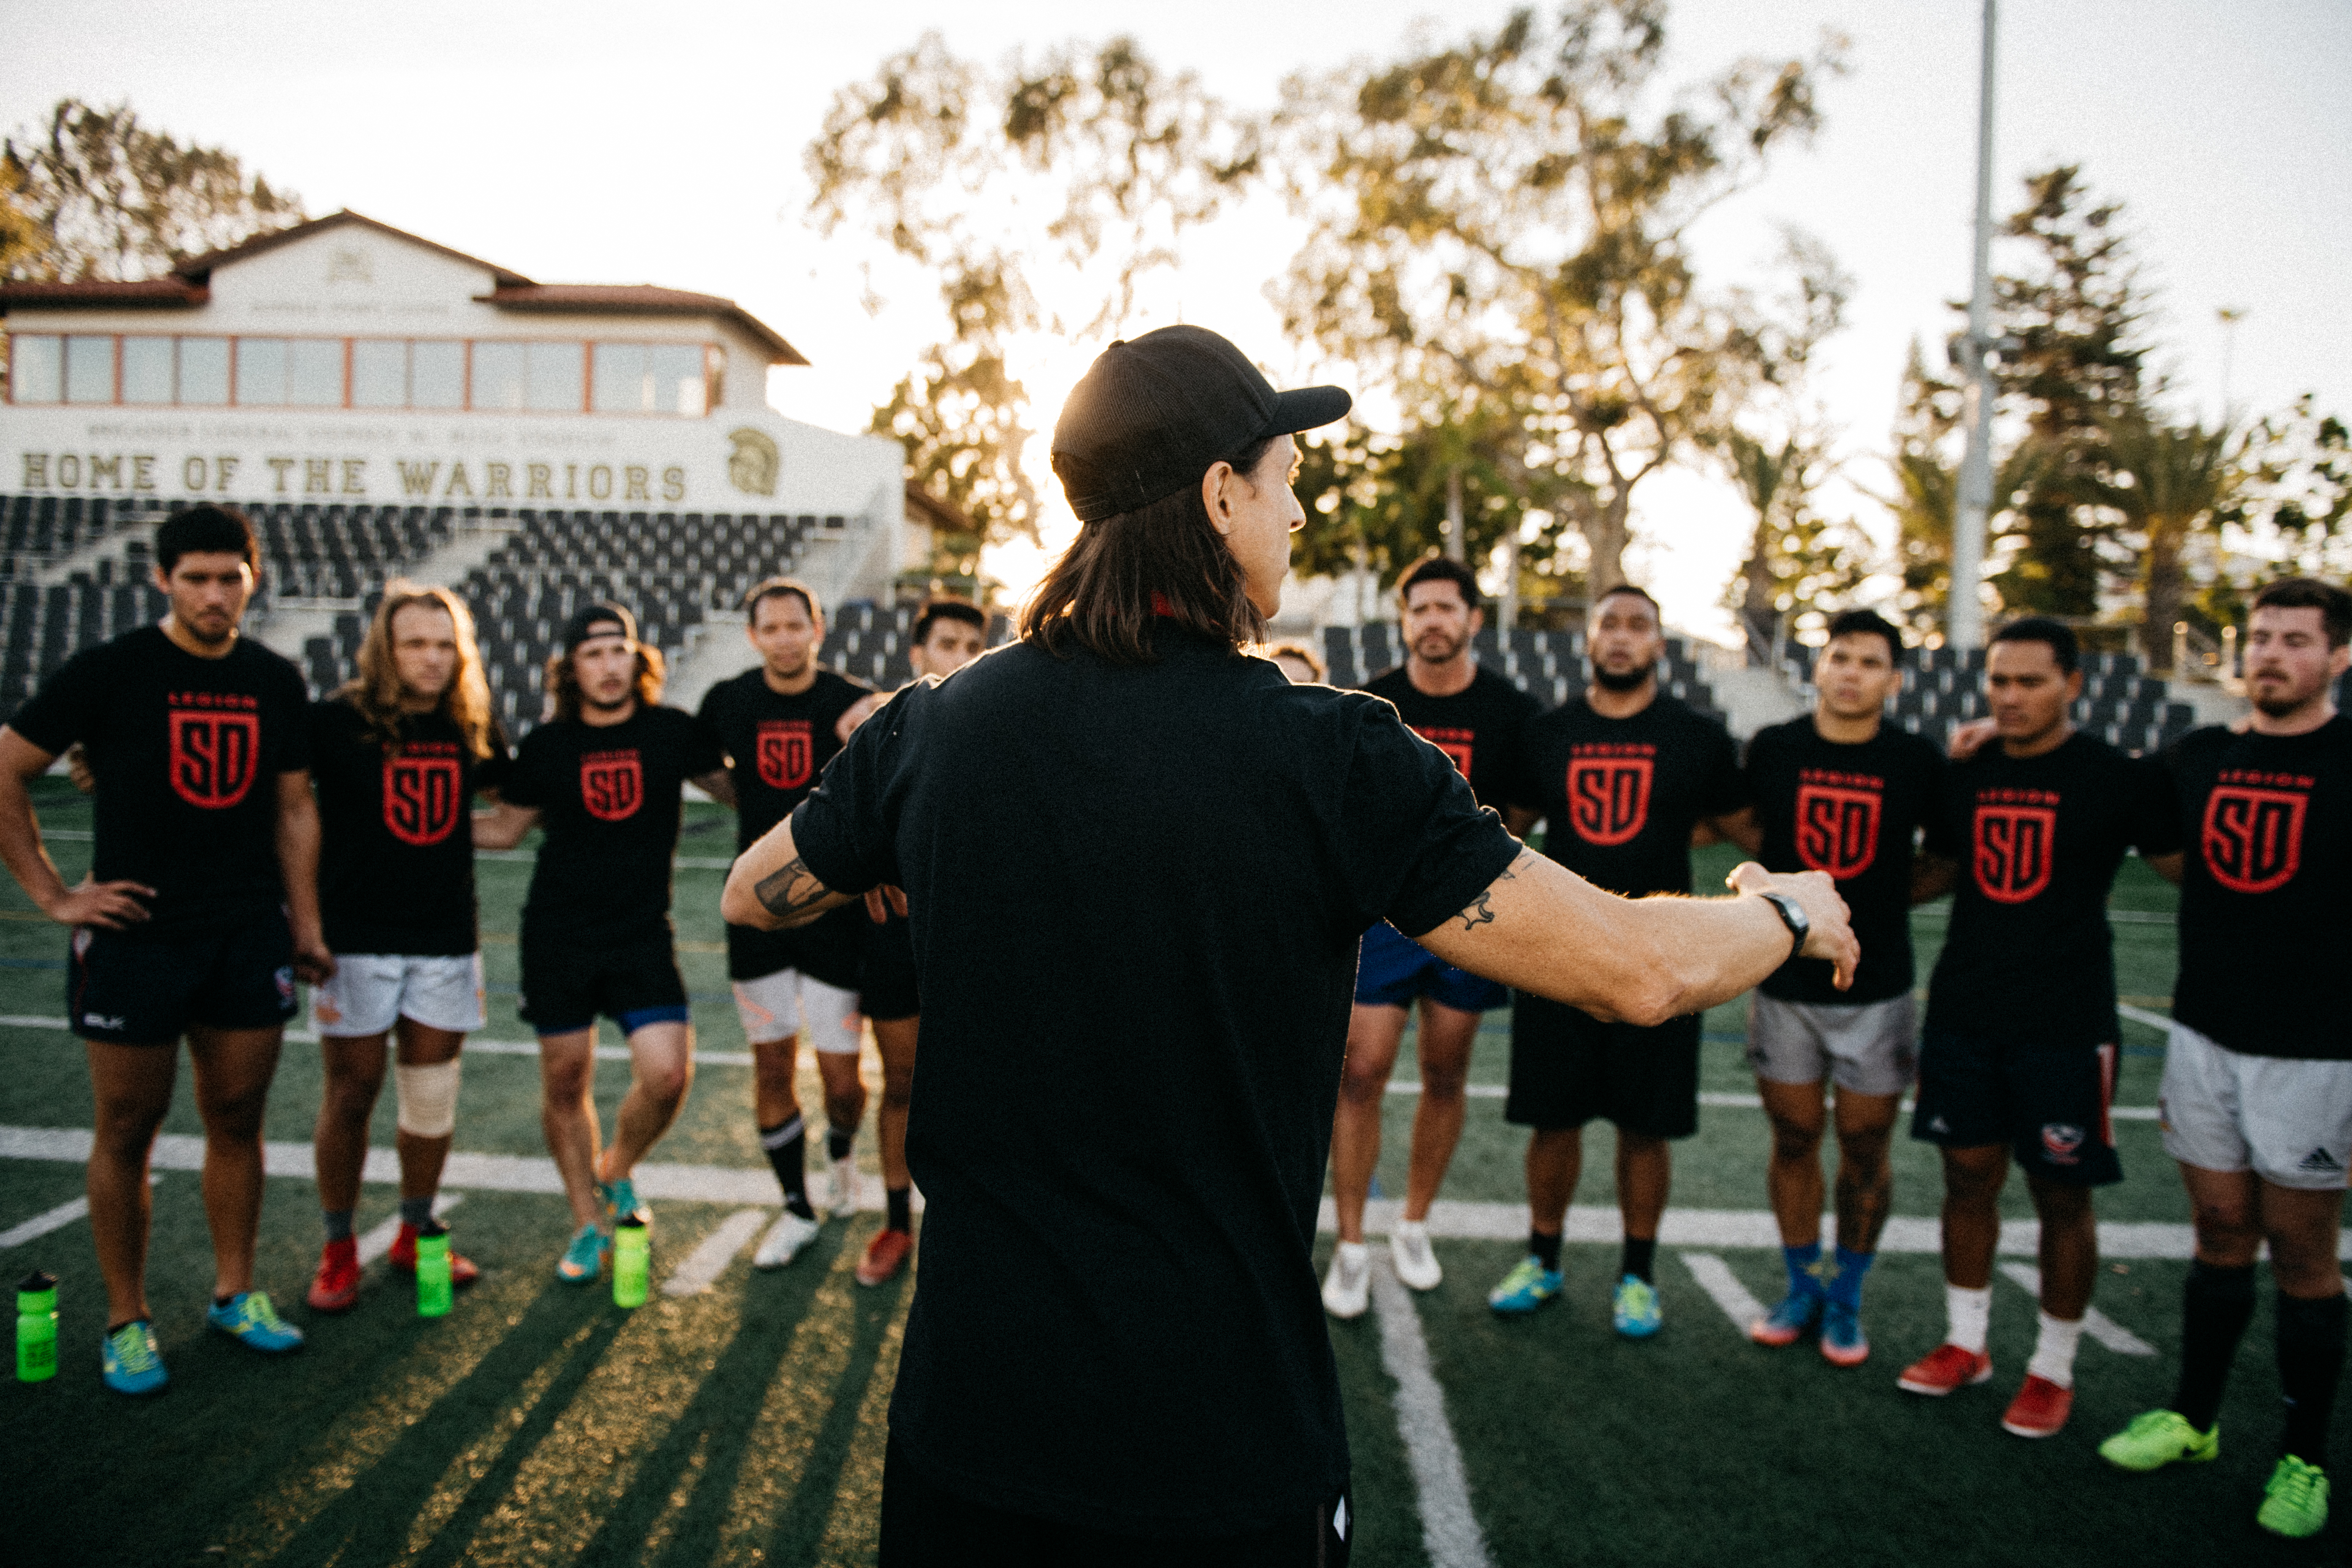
[1450,851,1528,933]
[753,853,833,919]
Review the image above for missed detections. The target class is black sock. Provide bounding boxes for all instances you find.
[1622,1236,1657,1283]
[399,1195,435,1230]
[322,1208,354,1242]
[2171,1260,2256,1431]
[2278,1291,2347,1467]
[760,1115,815,1220]
[827,1128,854,1163]
[886,1186,912,1233]
[1530,1230,1561,1272]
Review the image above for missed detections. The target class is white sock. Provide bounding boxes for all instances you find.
[1946,1284,1993,1353]
[1334,1240,1368,1266]
[2026,1310,2083,1388]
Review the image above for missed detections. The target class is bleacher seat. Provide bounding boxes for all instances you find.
[1777,637,2197,755]
[1323,623,1732,726]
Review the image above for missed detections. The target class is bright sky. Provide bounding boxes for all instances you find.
[7,0,2347,643]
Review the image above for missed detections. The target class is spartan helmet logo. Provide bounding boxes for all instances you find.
[727,427,779,496]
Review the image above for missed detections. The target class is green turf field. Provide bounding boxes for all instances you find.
[2,782,2343,1565]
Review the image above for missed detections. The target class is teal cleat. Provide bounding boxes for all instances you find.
[601,1177,648,1230]
[207,1291,303,1353]
[1819,1300,1870,1366]
[101,1320,168,1395]
[1487,1256,1564,1316]
[557,1221,609,1284]
[1750,1290,1819,1348]
[1612,1274,1662,1339]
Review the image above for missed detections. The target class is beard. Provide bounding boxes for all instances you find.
[1412,630,1467,664]
[2251,675,2313,718]
[1592,659,1655,693]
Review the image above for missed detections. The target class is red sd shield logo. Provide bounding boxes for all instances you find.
[756,719,812,790]
[1568,754,1654,846]
[382,752,462,846]
[1973,803,2056,904]
[168,708,260,809]
[581,750,644,822]
[1414,726,1475,778]
[1796,782,1882,880]
[2201,784,2306,895]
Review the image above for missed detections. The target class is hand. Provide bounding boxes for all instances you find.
[65,744,94,794]
[1946,717,1997,760]
[863,884,909,924]
[44,876,154,931]
[1726,861,1859,991]
[291,929,337,986]
[836,693,885,743]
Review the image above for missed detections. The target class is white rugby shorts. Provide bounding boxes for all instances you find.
[1746,992,1918,1097]
[733,968,864,1055]
[313,953,487,1038]
[2160,1020,2352,1192]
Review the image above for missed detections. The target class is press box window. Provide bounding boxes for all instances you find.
[65,335,115,403]
[592,342,711,415]
[7,334,62,403]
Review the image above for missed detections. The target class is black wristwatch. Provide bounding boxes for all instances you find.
[1756,890,1809,963]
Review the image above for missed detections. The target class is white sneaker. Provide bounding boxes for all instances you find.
[1322,1241,1371,1319]
[831,1157,861,1218]
[1389,1220,1442,1291]
[754,1210,822,1270]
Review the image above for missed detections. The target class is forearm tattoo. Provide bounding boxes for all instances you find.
[1451,851,1528,933]
[753,853,832,920]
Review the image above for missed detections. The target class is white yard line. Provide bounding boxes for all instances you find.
[1367,1256,1494,1568]
[354,1193,465,1266]
[2117,1003,2172,1033]
[1680,1252,1769,1334]
[661,1208,772,1296]
[1,1195,90,1249]
[1995,1261,2158,1356]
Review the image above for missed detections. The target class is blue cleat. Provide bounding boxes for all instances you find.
[1487,1255,1564,1315]
[1819,1299,1870,1366]
[557,1221,609,1284]
[101,1320,168,1395]
[601,1177,648,1230]
[1612,1274,1662,1339]
[1750,1290,1820,1348]
[207,1291,304,1353]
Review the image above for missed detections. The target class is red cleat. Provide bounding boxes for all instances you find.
[2000,1374,2074,1438]
[308,1236,361,1312]
[1895,1343,1993,1396]
[389,1221,480,1289]
[855,1227,913,1287]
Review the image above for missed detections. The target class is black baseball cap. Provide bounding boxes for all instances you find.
[563,601,636,653]
[1050,326,1352,523]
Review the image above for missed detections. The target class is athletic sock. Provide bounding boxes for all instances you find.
[398,1196,435,1230]
[1826,1246,1874,1312]
[1621,1236,1657,1283]
[1946,1283,1993,1354]
[1530,1230,1562,1273]
[322,1209,354,1242]
[2172,1259,2256,1431]
[1782,1241,1824,1301]
[2026,1310,2085,1389]
[2278,1291,2347,1468]
[827,1128,854,1163]
[759,1115,815,1221]
[886,1186,912,1234]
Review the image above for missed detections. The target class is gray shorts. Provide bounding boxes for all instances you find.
[2160,1020,2352,1192]
[1747,992,1917,1097]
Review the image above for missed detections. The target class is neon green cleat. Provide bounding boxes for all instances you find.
[2257,1455,2329,1539]
[2098,1409,2218,1472]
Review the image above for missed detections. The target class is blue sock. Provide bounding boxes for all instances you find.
[1783,1241,1824,1300]
[1826,1245,1873,1311]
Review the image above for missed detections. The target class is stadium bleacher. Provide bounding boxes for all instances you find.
[1322,623,1732,724]
[1778,639,2197,754]
[816,598,1016,692]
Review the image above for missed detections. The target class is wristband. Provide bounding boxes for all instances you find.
[1755,890,1808,963]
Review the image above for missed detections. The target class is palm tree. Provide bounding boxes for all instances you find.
[2099,415,2239,672]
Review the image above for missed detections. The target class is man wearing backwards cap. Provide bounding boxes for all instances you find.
[476,602,728,1283]
[724,324,1859,1563]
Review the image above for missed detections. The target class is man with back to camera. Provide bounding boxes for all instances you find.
[305,582,511,1311]
[0,504,329,1393]
[1897,616,2181,1439]
[1490,583,1751,1337]
[2094,578,2351,1539]
[1737,608,1944,1366]
[719,323,1857,1564]
[1322,553,1540,1318]
[474,603,729,1283]
[695,577,877,1270]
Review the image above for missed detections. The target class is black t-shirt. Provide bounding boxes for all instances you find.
[1747,717,1946,1005]
[8,626,310,933]
[500,705,723,948]
[1519,694,1746,896]
[790,626,1520,1535]
[696,665,874,850]
[1360,663,1541,811]
[1924,731,2175,1048]
[308,698,511,957]
[2160,718,2352,1061]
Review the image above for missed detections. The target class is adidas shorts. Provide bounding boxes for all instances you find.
[1911,1027,2122,1188]
[734,967,864,1055]
[68,908,297,1046]
[1747,992,1917,1097]
[312,953,486,1038]
[2159,1020,2352,1192]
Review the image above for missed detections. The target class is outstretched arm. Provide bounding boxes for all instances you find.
[720,813,856,929]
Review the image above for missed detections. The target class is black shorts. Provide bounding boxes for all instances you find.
[726,903,863,989]
[520,926,688,1036]
[1506,992,1703,1138]
[69,909,297,1046]
[877,1435,1349,1568]
[1911,1027,2123,1187]
[860,913,920,1023]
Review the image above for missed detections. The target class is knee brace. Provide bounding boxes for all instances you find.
[394,1057,463,1139]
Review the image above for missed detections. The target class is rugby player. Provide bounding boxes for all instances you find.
[2095,578,2350,1539]
[1738,609,1943,1365]
[720,323,1854,1563]
[1492,584,1751,1336]
[0,505,328,1392]
[697,579,876,1270]
[304,583,509,1310]
[1898,617,2180,1438]
[474,603,728,1283]
[1323,555,1539,1318]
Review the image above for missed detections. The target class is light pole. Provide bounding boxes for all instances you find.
[1949,0,1999,651]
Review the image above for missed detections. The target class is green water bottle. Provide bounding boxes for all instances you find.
[17,1271,58,1382]
[613,1216,649,1308]
[415,1223,453,1318]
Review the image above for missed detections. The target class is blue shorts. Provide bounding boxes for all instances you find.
[1353,920,1505,1013]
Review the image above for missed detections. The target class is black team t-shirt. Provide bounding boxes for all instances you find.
[308,697,511,957]
[499,704,723,950]
[1924,731,2176,1048]
[2160,717,2352,1061]
[1746,717,1945,1005]
[790,626,1521,1536]
[697,665,873,984]
[1519,693,1746,896]
[1361,662,1540,811]
[8,625,310,934]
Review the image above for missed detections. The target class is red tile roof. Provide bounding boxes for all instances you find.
[0,278,208,309]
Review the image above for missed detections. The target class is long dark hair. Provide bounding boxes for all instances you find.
[546,640,666,722]
[1021,435,1275,664]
